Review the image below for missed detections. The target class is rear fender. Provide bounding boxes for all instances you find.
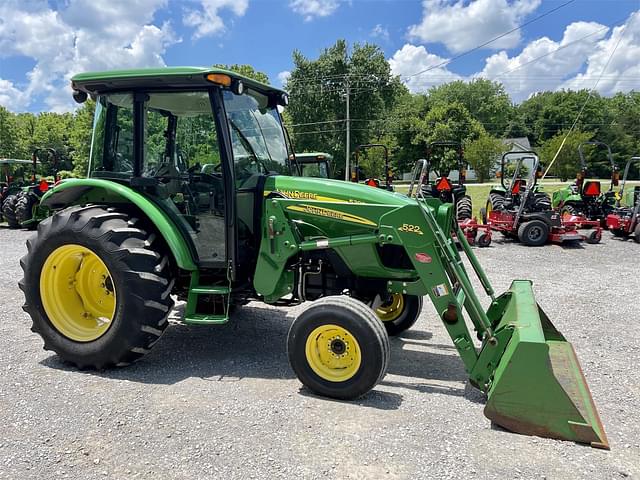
[41,178,197,271]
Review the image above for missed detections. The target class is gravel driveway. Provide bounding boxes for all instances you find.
[1,227,638,479]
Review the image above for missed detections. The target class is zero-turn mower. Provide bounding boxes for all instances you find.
[482,151,601,246]
[552,141,619,225]
[409,141,491,247]
[20,67,608,449]
[606,156,640,242]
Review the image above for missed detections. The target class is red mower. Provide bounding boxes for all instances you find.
[481,151,601,246]
[408,141,491,247]
[606,156,640,242]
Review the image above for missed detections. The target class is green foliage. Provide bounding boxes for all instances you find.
[213,64,270,84]
[465,134,505,182]
[428,79,512,136]
[286,39,407,175]
[70,100,95,176]
[0,106,20,158]
[540,129,593,181]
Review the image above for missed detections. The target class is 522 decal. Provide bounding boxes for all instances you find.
[398,223,424,235]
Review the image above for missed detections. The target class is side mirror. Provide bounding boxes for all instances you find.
[72,89,88,104]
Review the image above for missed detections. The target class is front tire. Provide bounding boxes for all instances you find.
[518,219,549,246]
[635,224,640,243]
[20,205,175,369]
[288,296,390,400]
[374,293,422,336]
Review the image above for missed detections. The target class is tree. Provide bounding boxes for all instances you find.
[465,134,505,182]
[428,79,513,136]
[414,102,485,172]
[540,129,593,181]
[69,100,96,176]
[214,64,270,84]
[286,40,407,174]
[0,106,19,158]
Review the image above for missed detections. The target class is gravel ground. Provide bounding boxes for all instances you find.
[0,227,638,479]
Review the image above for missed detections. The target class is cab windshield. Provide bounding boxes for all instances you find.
[222,89,290,181]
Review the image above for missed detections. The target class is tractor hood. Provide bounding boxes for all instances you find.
[264,176,412,206]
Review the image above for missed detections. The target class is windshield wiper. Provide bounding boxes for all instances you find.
[229,119,269,173]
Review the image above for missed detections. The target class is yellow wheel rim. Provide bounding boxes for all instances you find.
[375,293,404,322]
[305,324,361,382]
[486,201,493,215]
[40,244,117,342]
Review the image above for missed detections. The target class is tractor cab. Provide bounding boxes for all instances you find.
[58,68,292,280]
[294,152,333,179]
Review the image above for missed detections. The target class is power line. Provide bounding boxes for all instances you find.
[403,0,576,80]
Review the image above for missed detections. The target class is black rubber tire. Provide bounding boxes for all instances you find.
[15,192,38,229]
[517,219,549,246]
[19,205,175,369]
[634,224,640,244]
[586,229,601,244]
[2,194,19,228]
[477,233,492,247]
[377,294,422,336]
[287,296,390,400]
[487,192,505,211]
[456,195,473,221]
[560,203,579,217]
[611,228,629,237]
[533,192,551,211]
[480,207,488,224]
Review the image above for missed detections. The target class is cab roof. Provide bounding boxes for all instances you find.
[71,67,284,96]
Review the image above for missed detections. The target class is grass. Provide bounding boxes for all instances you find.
[394,180,640,219]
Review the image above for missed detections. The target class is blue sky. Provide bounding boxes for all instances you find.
[1,0,639,112]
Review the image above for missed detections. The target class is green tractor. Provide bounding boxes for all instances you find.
[294,152,333,179]
[0,158,32,226]
[551,141,619,224]
[14,148,61,229]
[20,67,608,448]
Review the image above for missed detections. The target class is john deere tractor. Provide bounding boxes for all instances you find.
[20,67,608,448]
[552,141,619,225]
[0,158,32,226]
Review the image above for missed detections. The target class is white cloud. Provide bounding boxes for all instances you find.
[561,12,640,95]
[388,44,462,93]
[0,78,29,111]
[476,20,611,101]
[289,0,340,21]
[408,0,541,53]
[0,0,180,112]
[370,24,389,41]
[183,0,249,40]
[277,71,291,87]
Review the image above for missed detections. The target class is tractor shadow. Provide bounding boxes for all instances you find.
[41,303,482,406]
[381,332,485,405]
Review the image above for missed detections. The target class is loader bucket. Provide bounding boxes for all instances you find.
[484,281,609,449]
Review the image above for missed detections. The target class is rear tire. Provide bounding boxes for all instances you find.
[487,192,504,211]
[3,194,19,228]
[15,192,38,229]
[533,192,551,211]
[456,195,472,221]
[374,294,422,336]
[561,203,578,217]
[288,296,389,400]
[518,220,549,246]
[634,224,640,243]
[19,205,175,369]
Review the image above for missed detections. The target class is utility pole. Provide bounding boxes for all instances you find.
[344,76,351,181]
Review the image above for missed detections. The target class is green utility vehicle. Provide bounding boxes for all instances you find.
[0,158,32,225]
[20,67,607,448]
[294,152,333,178]
[551,141,619,224]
